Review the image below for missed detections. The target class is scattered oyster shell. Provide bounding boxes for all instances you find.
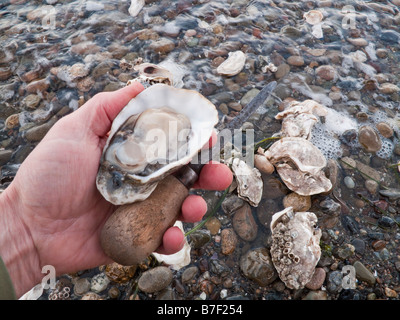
[304,10,324,39]
[265,137,332,196]
[128,62,173,87]
[275,99,327,140]
[96,83,218,205]
[230,158,263,207]
[270,207,321,290]
[128,0,144,17]
[304,10,323,25]
[217,51,246,76]
[152,221,191,270]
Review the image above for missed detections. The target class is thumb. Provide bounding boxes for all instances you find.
[78,81,145,137]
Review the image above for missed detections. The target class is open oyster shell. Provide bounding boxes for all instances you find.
[96,83,218,205]
[265,137,332,196]
[270,207,321,289]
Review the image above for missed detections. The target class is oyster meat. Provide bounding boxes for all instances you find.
[270,207,322,289]
[264,137,332,196]
[96,83,218,205]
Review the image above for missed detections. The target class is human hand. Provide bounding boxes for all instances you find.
[0,82,232,297]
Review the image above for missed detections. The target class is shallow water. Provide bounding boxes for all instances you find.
[2,0,400,300]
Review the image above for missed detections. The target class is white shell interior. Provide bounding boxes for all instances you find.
[97,83,218,205]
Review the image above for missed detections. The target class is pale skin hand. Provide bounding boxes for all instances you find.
[0,82,233,297]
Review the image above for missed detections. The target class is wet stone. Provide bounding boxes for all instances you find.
[232,203,258,242]
[138,266,173,293]
[351,238,366,255]
[326,271,343,293]
[286,55,304,67]
[239,248,278,287]
[315,65,337,81]
[283,192,311,212]
[73,278,91,296]
[305,268,326,290]
[24,117,57,142]
[205,217,221,235]
[0,150,12,166]
[358,125,382,153]
[220,228,237,255]
[303,290,328,300]
[188,230,211,248]
[149,38,175,55]
[181,266,198,284]
[378,216,397,229]
[353,261,376,285]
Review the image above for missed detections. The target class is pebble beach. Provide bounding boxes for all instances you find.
[1,0,400,301]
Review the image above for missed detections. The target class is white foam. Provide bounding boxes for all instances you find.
[323,107,358,135]
[376,138,394,159]
[311,121,343,159]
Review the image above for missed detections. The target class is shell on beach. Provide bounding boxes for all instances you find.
[270,207,322,290]
[275,99,327,140]
[265,137,332,196]
[303,10,324,25]
[216,50,246,76]
[230,158,263,207]
[127,62,174,87]
[128,0,145,17]
[96,83,218,205]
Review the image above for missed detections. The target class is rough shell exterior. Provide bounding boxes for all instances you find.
[275,99,327,140]
[265,137,332,196]
[270,207,322,289]
[303,10,323,25]
[96,83,218,205]
[230,158,263,207]
[216,50,246,76]
[128,62,173,87]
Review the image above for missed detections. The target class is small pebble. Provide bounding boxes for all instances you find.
[286,55,304,66]
[344,176,355,189]
[305,268,326,290]
[90,273,110,293]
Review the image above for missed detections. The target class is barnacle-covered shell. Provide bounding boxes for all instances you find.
[265,137,332,196]
[230,158,263,207]
[96,83,218,205]
[275,99,327,140]
[217,51,246,76]
[270,207,321,289]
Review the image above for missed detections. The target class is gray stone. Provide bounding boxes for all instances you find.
[73,278,91,296]
[326,271,343,293]
[181,266,199,284]
[353,261,376,285]
[138,266,173,293]
[0,149,12,166]
[240,88,260,107]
